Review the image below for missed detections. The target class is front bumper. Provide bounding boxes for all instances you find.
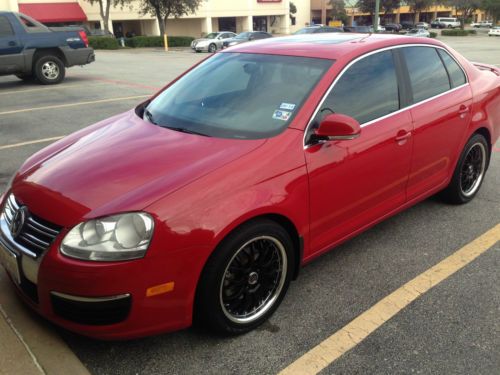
[191,45,209,52]
[0,193,210,340]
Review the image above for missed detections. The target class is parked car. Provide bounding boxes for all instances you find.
[222,31,272,48]
[370,25,386,32]
[0,11,94,84]
[431,17,460,29]
[293,26,343,34]
[405,28,431,38]
[343,25,371,33]
[191,31,237,53]
[488,26,500,36]
[415,22,430,29]
[400,21,414,30]
[471,20,493,28]
[1,34,499,340]
[383,23,402,32]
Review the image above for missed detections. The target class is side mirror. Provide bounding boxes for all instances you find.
[315,113,361,141]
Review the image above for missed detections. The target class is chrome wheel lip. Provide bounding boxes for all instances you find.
[219,235,287,324]
[41,61,60,80]
[460,142,486,197]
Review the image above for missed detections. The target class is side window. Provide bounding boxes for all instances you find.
[402,47,450,103]
[437,49,466,88]
[0,16,14,37]
[315,50,400,125]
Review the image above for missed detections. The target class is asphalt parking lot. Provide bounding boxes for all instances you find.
[0,34,499,375]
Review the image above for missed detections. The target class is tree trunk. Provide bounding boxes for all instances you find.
[98,0,108,33]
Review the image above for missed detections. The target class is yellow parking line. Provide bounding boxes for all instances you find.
[0,136,65,151]
[0,82,107,96]
[279,223,500,375]
[0,95,150,116]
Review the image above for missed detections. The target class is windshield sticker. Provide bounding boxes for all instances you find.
[280,103,296,111]
[272,110,291,121]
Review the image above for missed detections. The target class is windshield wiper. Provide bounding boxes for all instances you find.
[164,126,210,137]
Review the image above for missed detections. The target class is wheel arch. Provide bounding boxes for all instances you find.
[32,48,67,67]
[473,127,492,168]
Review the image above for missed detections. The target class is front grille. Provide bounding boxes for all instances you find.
[2,194,62,258]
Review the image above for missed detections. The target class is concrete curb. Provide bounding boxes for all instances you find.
[0,269,91,375]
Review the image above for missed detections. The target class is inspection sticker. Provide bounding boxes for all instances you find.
[280,103,296,111]
[272,110,291,121]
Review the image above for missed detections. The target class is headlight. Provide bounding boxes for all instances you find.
[229,42,237,46]
[60,212,154,261]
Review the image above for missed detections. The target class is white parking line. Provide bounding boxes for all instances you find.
[0,136,65,151]
[0,95,150,116]
[0,82,108,96]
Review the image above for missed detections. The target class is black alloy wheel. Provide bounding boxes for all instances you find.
[195,219,294,334]
[440,133,489,204]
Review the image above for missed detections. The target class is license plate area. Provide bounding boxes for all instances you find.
[0,243,21,284]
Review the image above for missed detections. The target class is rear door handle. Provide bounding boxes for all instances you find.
[8,41,16,46]
[458,105,469,114]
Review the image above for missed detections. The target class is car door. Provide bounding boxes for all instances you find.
[399,46,472,200]
[0,15,24,74]
[304,49,413,254]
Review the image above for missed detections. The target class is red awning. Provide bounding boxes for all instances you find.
[19,2,87,23]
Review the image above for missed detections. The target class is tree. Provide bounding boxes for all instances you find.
[139,0,202,37]
[329,0,349,24]
[84,0,130,33]
[405,0,435,23]
[355,0,401,22]
[481,0,500,22]
[439,0,482,28]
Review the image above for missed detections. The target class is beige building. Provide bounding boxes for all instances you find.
[0,0,311,37]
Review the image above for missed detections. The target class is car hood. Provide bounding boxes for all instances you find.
[193,38,213,43]
[13,111,265,226]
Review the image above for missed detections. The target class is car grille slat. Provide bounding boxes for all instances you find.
[1,194,62,258]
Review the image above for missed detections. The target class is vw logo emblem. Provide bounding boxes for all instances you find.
[9,206,28,239]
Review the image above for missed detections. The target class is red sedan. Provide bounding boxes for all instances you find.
[1,34,499,339]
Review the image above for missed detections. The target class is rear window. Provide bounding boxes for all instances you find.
[437,49,467,88]
[0,16,14,37]
[402,47,451,103]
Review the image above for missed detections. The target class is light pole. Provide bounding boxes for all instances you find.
[374,0,380,31]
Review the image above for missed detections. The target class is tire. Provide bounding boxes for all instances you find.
[15,73,34,82]
[208,43,217,53]
[34,55,65,85]
[195,219,295,335]
[440,134,489,204]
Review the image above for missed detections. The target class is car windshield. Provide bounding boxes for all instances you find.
[145,53,332,139]
[205,33,219,39]
[235,32,251,39]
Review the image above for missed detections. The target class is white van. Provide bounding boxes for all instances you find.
[432,17,461,29]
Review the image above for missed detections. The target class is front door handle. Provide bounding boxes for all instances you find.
[8,41,17,46]
[395,130,412,143]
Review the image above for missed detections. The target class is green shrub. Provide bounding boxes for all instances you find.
[441,29,468,36]
[125,36,194,48]
[467,29,477,34]
[88,36,119,49]
[429,31,438,38]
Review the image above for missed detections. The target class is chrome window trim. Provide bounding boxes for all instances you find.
[303,43,470,148]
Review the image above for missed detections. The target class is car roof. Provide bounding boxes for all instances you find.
[223,33,444,60]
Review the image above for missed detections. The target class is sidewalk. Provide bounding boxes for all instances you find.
[0,269,91,375]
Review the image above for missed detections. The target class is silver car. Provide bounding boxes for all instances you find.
[191,32,237,53]
[405,28,431,38]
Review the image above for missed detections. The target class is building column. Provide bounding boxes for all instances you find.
[321,0,327,25]
[395,12,400,24]
[242,15,253,32]
[201,17,213,35]
[414,12,420,23]
[8,0,18,12]
[349,15,354,27]
[432,11,438,21]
